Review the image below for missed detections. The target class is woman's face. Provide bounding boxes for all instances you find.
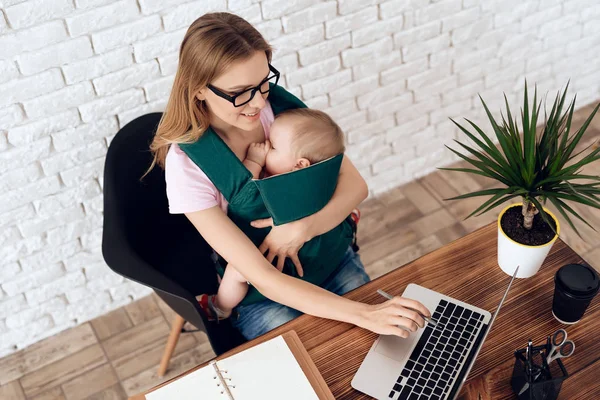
[198,51,270,132]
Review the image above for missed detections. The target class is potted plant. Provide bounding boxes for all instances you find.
[442,81,600,278]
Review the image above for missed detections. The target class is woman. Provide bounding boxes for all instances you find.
[148,12,431,340]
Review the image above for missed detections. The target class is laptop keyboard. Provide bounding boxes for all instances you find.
[388,299,484,400]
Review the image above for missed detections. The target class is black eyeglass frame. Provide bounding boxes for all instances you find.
[207,64,280,107]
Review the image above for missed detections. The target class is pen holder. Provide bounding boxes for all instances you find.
[510,345,568,400]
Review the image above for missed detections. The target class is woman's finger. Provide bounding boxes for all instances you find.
[392,297,432,318]
[389,315,419,332]
[290,254,303,277]
[385,325,410,338]
[251,218,274,228]
[258,241,268,255]
[275,257,284,272]
[391,304,425,328]
[276,254,286,272]
[266,250,277,264]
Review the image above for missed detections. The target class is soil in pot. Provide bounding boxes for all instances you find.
[500,206,558,246]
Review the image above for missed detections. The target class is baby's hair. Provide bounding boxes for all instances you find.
[274,108,345,164]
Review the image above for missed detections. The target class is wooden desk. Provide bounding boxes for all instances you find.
[134,223,600,399]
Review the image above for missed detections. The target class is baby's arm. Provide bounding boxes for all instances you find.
[243,141,271,179]
[215,264,250,313]
[243,159,262,179]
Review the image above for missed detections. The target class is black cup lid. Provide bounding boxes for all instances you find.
[556,263,600,298]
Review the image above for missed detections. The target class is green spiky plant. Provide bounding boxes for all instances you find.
[442,81,600,239]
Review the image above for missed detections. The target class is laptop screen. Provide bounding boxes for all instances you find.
[447,266,519,399]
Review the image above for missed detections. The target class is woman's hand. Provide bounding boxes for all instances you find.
[358,296,432,338]
[250,217,310,277]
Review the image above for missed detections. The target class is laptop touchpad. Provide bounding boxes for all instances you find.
[374,333,416,362]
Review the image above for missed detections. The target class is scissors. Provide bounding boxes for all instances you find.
[518,329,575,395]
[546,329,575,364]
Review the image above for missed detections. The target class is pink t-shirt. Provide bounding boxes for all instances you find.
[165,101,276,214]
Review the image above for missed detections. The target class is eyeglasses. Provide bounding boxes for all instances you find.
[207,64,280,107]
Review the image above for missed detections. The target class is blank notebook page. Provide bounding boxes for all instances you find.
[146,335,319,400]
[146,363,224,400]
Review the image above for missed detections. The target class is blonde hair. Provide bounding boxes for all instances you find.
[147,12,272,173]
[275,108,345,164]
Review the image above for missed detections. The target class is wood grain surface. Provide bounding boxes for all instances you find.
[133,222,600,399]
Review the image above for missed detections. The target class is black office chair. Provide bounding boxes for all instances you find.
[101,112,246,376]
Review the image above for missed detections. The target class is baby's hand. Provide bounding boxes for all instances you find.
[246,140,271,167]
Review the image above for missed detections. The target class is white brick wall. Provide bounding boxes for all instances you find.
[0,0,599,356]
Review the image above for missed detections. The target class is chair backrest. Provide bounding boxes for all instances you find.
[102,112,245,354]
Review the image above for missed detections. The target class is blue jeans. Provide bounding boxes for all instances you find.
[230,246,370,340]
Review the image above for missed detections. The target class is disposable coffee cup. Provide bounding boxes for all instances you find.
[552,263,599,324]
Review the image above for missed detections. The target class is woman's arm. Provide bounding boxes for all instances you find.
[185,206,430,337]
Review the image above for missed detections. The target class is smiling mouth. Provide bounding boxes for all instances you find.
[242,111,259,117]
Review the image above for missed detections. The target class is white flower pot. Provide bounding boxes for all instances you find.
[497,203,560,278]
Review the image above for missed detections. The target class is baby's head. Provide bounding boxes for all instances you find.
[265,108,345,176]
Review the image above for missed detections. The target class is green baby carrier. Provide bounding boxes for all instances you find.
[180,84,355,305]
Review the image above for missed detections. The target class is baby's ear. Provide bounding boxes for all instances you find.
[294,158,311,170]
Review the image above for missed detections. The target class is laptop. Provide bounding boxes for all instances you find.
[351,267,519,400]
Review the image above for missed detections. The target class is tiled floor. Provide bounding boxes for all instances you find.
[1,104,599,400]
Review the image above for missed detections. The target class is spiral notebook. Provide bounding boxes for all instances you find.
[142,331,334,400]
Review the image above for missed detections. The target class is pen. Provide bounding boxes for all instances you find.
[377,289,437,327]
[527,339,533,376]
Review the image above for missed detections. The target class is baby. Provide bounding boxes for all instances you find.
[198,108,345,320]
